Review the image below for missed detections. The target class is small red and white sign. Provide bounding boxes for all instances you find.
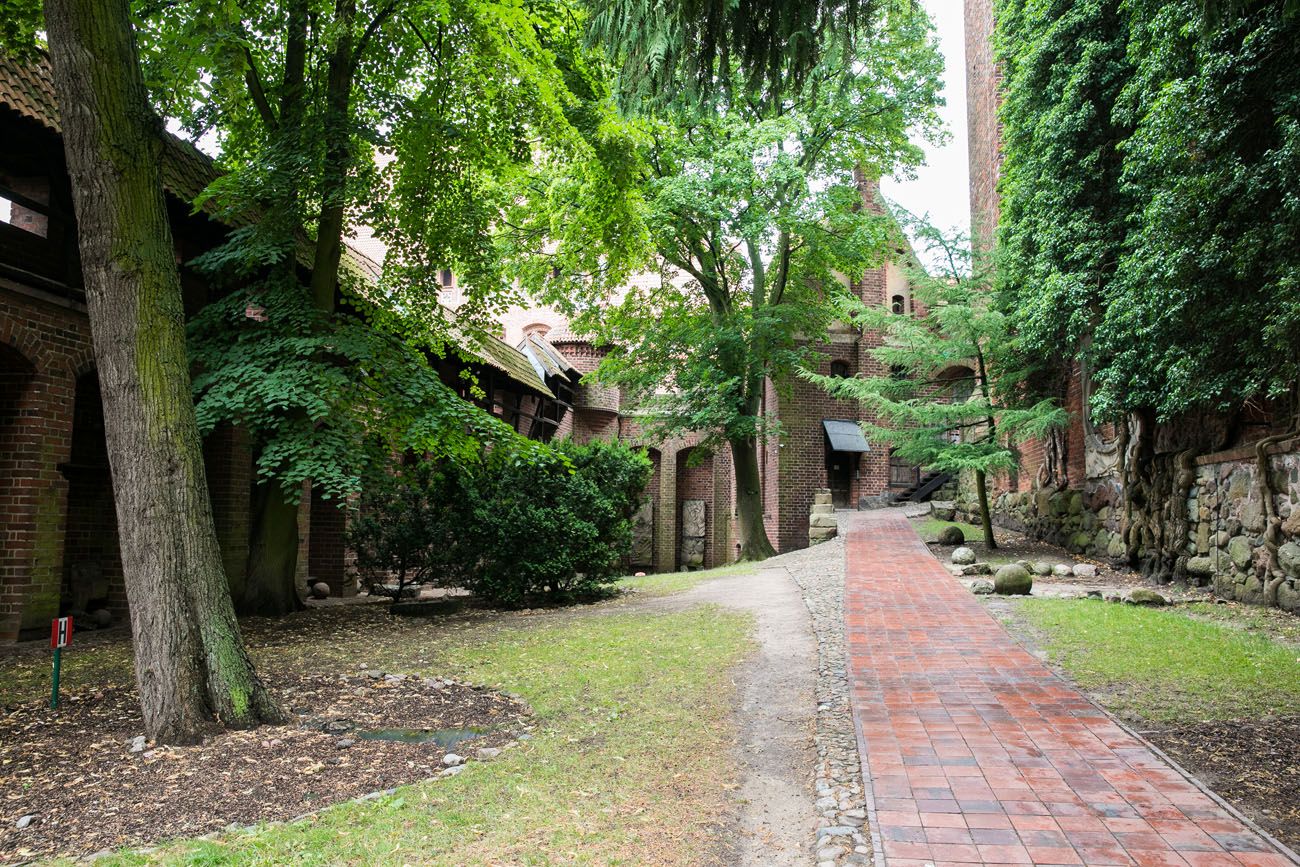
[50,616,73,649]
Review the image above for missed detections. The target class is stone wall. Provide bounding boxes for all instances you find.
[959,440,1300,613]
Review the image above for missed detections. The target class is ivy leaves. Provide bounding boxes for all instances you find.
[995,0,1300,421]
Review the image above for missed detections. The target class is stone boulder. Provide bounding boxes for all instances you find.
[1227,536,1253,571]
[1052,563,1073,577]
[1186,556,1216,577]
[958,562,993,576]
[970,578,995,595]
[994,564,1033,596]
[937,525,965,546]
[1072,563,1098,579]
[1127,588,1167,606]
[1032,562,1053,576]
[1278,542,1300,578]
[310,581,331,600]
[950,546,976,565]
[931,501,957,521]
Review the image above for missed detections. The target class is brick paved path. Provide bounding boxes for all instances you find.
[844,511,1297,867]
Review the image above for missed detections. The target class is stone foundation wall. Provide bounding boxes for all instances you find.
[957,441,1300,613]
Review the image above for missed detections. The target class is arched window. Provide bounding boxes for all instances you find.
[523,323,551,337]
[890,294,907,314]
[830,360,851,378]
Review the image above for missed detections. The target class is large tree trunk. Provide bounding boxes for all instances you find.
[242,482,306,616]
[730,436,776,561]
[44,0,283,742]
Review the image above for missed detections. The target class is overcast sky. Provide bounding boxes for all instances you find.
[879,0,970,241]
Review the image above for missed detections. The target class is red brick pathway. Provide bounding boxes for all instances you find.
[844,511,1297,867]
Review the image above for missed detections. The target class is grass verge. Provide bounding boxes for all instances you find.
[616,562,757,598]
[912,516,986,545]
[45,605,750,866]
[1017,598,1300,722]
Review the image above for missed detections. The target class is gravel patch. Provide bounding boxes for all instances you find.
[776,521,872,867]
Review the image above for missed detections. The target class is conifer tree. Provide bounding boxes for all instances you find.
[807,218,1065,548]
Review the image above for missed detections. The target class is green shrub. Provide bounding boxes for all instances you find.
[349,440,653,607]
[347,461,475,600]
[463,439,653,605]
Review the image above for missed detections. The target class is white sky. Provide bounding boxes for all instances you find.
[880,0,970,240]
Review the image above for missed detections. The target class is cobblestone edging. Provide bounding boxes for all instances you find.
[780,534,872,866]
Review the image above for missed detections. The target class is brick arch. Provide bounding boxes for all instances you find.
[0,293,93,639]
[675,446,714,570]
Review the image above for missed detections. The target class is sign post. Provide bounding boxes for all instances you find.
[50,616,72,709]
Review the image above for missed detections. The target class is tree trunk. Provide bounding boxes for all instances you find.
[242,481,306,616]
[730,436,776,560]
[309,0,356,311]
[974,468,997,550]
[240,0,351,605]
[44,0,283,743]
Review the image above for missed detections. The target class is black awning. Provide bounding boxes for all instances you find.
[823,419,870,453]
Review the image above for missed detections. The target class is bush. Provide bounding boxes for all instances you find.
[462,439,653,605]
[346,461,474,600]
[348,440,653,607]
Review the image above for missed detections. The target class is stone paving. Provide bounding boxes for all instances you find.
[842,510,1297,867]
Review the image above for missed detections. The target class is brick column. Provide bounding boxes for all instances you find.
[0,365,74,640]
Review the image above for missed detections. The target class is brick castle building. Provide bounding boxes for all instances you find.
[1,52,929,641]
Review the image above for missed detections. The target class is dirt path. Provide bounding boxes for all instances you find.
[645,558,820,865]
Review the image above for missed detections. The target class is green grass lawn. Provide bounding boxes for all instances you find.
[1018,598,1300,722]
[72,606,751,866]
[615,562,756,598]
[912,516,986,545]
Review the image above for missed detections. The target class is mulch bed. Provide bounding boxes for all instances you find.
[0,670,529,863]
[1145,717,1300,853]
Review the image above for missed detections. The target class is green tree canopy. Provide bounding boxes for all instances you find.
[522,10,943,558]
[995,0,1300,422]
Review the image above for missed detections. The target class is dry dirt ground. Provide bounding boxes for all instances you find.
[639,560,819,866]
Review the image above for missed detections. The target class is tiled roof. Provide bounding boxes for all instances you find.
[458,327,554,398]
[0,52,239,226]
[518,333,580,384]
[0,52,550,398]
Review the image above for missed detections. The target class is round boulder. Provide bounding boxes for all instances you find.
[950,546,977,565]
[1052,563,1073,577]
[970,578,995,595]
[937,525,966,546]
[994,564,1033,596]
[1127,588,1167,606]
[90,608,112,627]
[310,581,331,600]
[1032,562,1053,576]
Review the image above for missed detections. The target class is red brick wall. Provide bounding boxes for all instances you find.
[308,487,351,595]
[0,284,263,640]
[61,371,126,623]
[203,422,252,594]
[0,286,95,640]
[965,0,1002,254]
